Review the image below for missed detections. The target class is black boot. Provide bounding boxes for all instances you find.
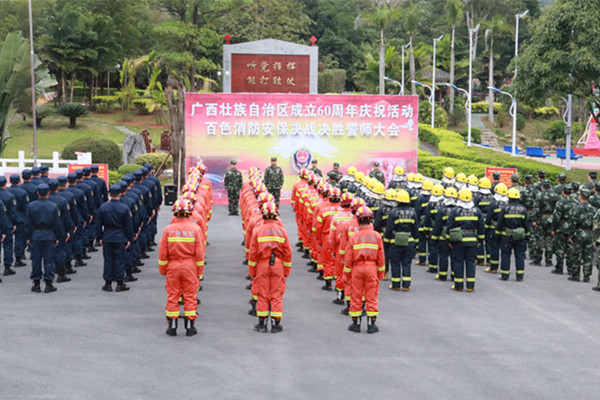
[316,270,324,281]
[56,273,71,283]
[115,281,130,292]
[132,265,142,273]
[135,259,144,267]
[295,242,303,248]
[367,316,379,334]
[348,316,361,333]
[125,271,138,282]
[102,280,113,292]
[321,279,332,291]
[166,317,177,336]
[302,249,310,259]
[44,279,57,293]
[243,259,248,265]
[271,318,283,333]
[14,258,26,267]
[139,252,149,259]
[3,266,15,276]
[248,300,257,316]
[75,257,87,267]
[81,251,91,260]
[332,290,345,304]
[307,262,317,273]
[254,317,267,332]
[64,262,77,274]
[185,317,198,336]
[31,280,41,293]
[245,283,252,290]
[87,245,98,253]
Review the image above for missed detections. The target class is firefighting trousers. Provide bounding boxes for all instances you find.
[30,240,55,281]
[102,242,126,282]
[389,245,414,289]
[451,245,477,290]
[349,263,379,317]
[254,262,286,319]
[165,264,199,320]
[500,239,527,279]
[437,240,452,278]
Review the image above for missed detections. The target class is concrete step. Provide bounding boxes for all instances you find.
[480,128,500,149]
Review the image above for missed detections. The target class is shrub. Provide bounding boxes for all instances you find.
[496,107,509,128]
[318,69,347,93]
[534,106,560,119]
[56,103,89,129]
[133,98,154,115]
[447,107,466,127]
[517,104,534,119]
[419,101,448,128]
[459,128,482,144]
[108,170,124,186]
[516,114,526,131]
[543,120,566,142]
[135,152,173,170]
[92,95,119,113]
[471,101,503,114]
[62,138,122,170]
[118,163,143,175]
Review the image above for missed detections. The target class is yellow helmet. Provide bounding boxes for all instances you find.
[414,173,424,183]
[443,167,455,179]
[456,172,467,183]
[432,183,444,196]
[406,172,416,182]
[444,187,458,198]
[394,166,405,175]
[495,183,508,196]
[367,177,378,191]
[373,182,385,195]
[507,187,521,199]
[355,171,365,182]
[467,174,479,185]
[361,176,370,186]
[347,166,357,176]
[384,189,396,200]
[422,179,434,191]
[395,189,410,204]
[479,177,492,189]
[458,188,473,202]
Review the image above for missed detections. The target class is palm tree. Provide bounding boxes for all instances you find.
[403,1,429,95]
[445,0,463,113]
[483,15,513,123]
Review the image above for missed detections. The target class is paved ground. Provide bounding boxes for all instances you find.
[1,205,600,399]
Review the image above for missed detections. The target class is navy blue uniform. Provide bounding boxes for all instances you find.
[66,183,89,260]
[0,187,18,267]
[49,191,73,275]
[26,198,64,281]
[96,199,134,282]
[446,205,485,290]
[431,202,456,280]
[495,201,530,280]
[373,201,395,273]
[485,198,508,271]
[474,191,494,265]
[7,184,29,262]
[422,197,443,272]
[414,193,431,264]
[384,205,419,289]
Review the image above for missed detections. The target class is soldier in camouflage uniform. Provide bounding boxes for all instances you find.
[569,181,580,202]
[568,188,595,282]
[551,184,577,275]
[326,162,343,183]
[521,175,539,263]
[309,159,322,177]
[553,173,567,195]
[508,173,524,192]
[224,160,243,215]
[369,161,386,184]
[264,157,284,207]
[582,171,597,192]
[590,181,600,209]
[533,180,559,267]
[532,169,546,192]
[592,204,600,291]
[490,171,501,193]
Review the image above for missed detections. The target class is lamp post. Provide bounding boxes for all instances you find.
[28,0,37,165]
[401,42,410,95]
[514,10,529,81]
[562,95,573,170]
[441,83,470,112]
[467,24,480,147]
[384,76,403,95]
[489,86,517,156]
[431,35,444,129]
[412,80,433,125]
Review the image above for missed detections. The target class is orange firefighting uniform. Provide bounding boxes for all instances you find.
[344,223,384,318]
[338,217,359,302]
[315,202,343,280]
[329,207,354,291]
[248,218,293,319]
[159,217,205,320]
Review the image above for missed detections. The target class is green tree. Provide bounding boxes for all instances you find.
[519,0,600,123]
[403,1,429,95]
[483,15,513,123]
[445,0,463,113]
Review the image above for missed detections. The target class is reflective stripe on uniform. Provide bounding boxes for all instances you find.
[283,261,292,267]
[168,237,195,242]
[257,236,285,243]
[196,261,204,266]
[158,260,168,265]
[248,260,257,266]
[395,218,415,224]
[455,216,478,221]
[166,311,179,317]
[353,243,379,250]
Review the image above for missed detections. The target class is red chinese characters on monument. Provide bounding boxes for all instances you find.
[231,54,310,93]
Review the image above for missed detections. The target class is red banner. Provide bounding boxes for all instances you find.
[68,164,109,188]
[485,167,517,188]
[231,54,310,93]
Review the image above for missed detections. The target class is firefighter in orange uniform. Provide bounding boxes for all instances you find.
[248,202,293,333]
[344,205,385,334]
[159,199,205,337]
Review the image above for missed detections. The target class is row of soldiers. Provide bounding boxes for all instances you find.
[0,163,162,293]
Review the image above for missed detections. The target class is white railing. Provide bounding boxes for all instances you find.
[0,151,92,174]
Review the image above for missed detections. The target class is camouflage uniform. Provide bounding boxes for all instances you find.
[551,188,577,274]
[592,208,600,289]
[533,182,559,266]
[589,183,600,208]
[569,191,595,281]
[223,166,243,215]
[264,164,284,207]
[369,169,385,184]
[309,166,322,177]
[520,181,538,263]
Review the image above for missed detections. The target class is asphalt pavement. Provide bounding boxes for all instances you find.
[1,204,599,400]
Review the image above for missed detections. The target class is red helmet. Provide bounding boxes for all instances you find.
[261,201,278,218]
[257,192,274,206]
[351,197,366,211]
[329,187,341,200]
[172,199,192,215]
[355,205,373,219]
[340,192,354,206]
[198,163,207,174]
[254,183,267,194]
[181,192,196,203]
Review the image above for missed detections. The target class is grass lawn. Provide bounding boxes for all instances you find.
[482,117,581,149]
[3,110,168,159]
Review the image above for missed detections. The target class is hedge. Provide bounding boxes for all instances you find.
[135,153,173,170]
[133,98,154,115]
[62,137,122,170]
[471,101,503,114]
[318,69,347,93]
[118,163,143,175]
[533,106,560,119]
[418,101,448,128]
[108,170,124,186]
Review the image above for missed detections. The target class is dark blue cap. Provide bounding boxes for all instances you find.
[40,164,49,173]
[82,167,91,176]
[67,173,77,183]
[144,163,153,170]
[31,167,40,176]
[109,184,122,196]
[122,175,132,184]
[37,183,50,195]
[141,167,149,176]
[0,176,6,187]
[90,165,99,173]
[48,179,59,191]
[57,176,68,185]
[134,170,143,181]
[10,174,20,184]
[118,180,128,192]
[22,169,32,179]
[125,173,134,180]
[75,169,83,178]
